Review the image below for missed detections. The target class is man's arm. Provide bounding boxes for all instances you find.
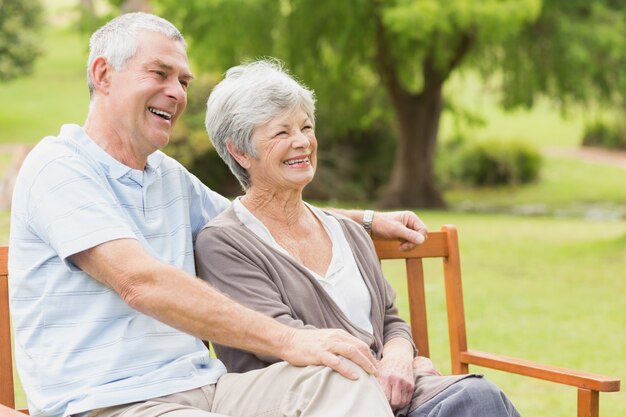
[70,238,377,380]
[330,209,428,250]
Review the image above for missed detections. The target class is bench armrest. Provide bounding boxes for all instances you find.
[460,350,620,392]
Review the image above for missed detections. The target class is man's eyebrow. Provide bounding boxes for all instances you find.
[152,59,195,81]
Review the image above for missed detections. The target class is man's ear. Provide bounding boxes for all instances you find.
[90,56,112,94]
[226,141,252,169]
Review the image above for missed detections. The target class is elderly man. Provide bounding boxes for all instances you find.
[9,12,428,417]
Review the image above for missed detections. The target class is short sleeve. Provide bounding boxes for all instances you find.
[27,156,136,268]
[185,171,231,239]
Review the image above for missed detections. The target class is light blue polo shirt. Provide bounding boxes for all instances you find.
[9,124,230,417]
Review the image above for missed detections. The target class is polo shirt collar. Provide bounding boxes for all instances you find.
[61,124,165,180]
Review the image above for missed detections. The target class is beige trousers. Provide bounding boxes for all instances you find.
[87,362,394,417]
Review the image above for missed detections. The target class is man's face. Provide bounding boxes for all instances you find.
[106,31,192,156]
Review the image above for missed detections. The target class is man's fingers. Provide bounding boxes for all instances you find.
[333,341,378,376]
[286,328,378,378]
[321,353,359,380]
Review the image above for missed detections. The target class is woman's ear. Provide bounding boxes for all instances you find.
[227,141,252,169]
[90,56,112,94]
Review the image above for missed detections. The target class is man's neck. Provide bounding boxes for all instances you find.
[84,113,148,170]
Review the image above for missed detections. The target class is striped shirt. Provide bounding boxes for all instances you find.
[9,124,230,417]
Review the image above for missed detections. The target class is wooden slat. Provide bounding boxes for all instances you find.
[0,246,7,275]
[440,225,469,375]
[460,350,621,392]
[0,246,16,410]
[406,258,429,357]
[578,389,599,417]
[373,231,449,259]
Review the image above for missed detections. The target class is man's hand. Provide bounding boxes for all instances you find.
[280,327,378,380]
[371,211,428,251]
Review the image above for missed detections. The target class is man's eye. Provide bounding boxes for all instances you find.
[180,80,189,89]
[153,70,166,78]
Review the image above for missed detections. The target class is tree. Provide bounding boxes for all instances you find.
[155,0,624,208]
[497,0,626,111]
[0,0,43,82]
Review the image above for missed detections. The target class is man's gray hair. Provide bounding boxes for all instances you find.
[205,59,316,190]
[87,12,186,97]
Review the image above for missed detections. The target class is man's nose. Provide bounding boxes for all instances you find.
[166,78,186,103]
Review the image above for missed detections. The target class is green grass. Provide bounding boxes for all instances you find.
[0,27,89,144]
[441,72,586,148]
[445,155,626,213]
[382,211,626,417]
[0,211,9,243]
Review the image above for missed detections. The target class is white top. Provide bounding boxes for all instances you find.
[233,198,373,334]
[9,124,230,417]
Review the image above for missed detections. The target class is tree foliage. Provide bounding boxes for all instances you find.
[153,0,625,207]
[497,0,626,109]
[0,0,43,82]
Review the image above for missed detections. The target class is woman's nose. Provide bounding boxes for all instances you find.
[292,130,311,148]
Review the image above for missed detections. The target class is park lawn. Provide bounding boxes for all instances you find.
[445,155,626,213]
[0,27,89,145]
[440,72,586,148]
[383,211,626,417]
[0,211,8,243]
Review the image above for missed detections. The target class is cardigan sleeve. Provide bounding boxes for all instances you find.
[195,224,317,371]
[336,216,417,355]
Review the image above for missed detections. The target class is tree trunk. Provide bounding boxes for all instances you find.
[121,0,152,13]
[378,84,446,209]
[372,10,452,209]
[79,0,94,12]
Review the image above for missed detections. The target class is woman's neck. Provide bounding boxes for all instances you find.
[241,186,332,277]
[240,187,307,228]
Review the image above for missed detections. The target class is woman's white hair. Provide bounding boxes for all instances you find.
[205,59,316,190]
[87,12,186,97]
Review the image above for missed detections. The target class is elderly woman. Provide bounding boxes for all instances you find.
[195,60,520,417]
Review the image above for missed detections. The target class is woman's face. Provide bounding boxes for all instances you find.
[242,108,317,192]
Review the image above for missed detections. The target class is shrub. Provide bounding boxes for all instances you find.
[305,128,395,202]
[582,120,626,150]
[441,139,542,187]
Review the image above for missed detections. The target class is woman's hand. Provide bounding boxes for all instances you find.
[377,338,416,411]
[412,355,441,376]
[371,210,428,251]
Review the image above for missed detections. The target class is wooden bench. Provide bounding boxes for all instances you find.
[0,225,621,416]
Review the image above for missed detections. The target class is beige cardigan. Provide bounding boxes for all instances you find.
[195,206,469,412]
